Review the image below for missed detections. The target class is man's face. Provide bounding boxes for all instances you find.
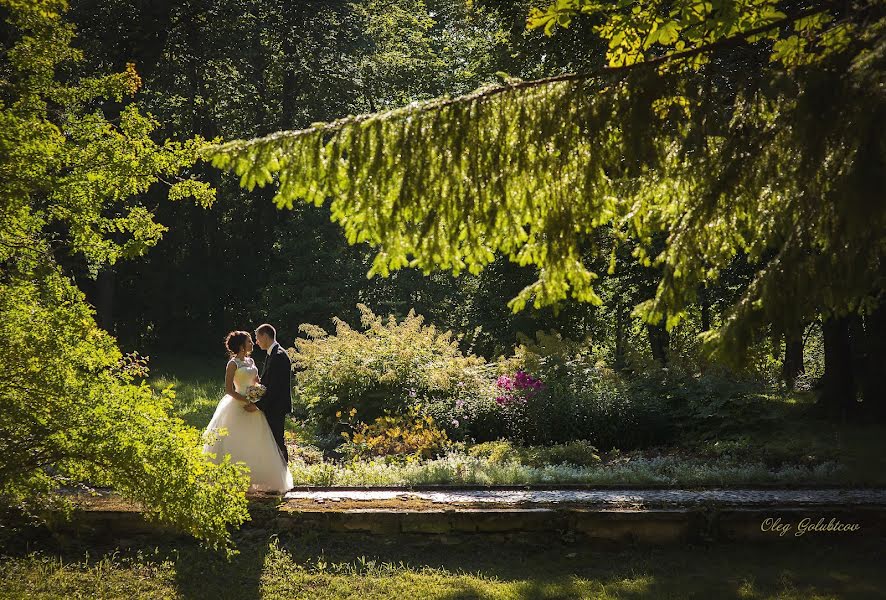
[255,332,270,350]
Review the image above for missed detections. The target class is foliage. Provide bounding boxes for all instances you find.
[508,334,675,447]
[203,1,886,370]
[527,0,854,69]
[63,0,513,353]
[625,364,784,441]
[337,404,452,461]
[0,268,250,553]
[288,447,849,486]
[468,439,602,467]
[292,309,681,449]
[292,304,676,449]
[354,0,508,108]
[0,1,214,272]
[0,0,246,553]
[291,303,492,436]
[426,330,675,447]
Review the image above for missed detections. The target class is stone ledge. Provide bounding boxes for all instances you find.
[54,499,886,545]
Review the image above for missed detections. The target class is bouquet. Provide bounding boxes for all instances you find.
[245,383,266,403]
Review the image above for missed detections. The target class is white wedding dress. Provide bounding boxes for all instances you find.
[202,356,294,493]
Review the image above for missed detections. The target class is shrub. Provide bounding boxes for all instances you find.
[338,404,451,461]
[0,1,243,554]
[492,330,674,448]
[292,304,492,441]
[466,440,602,467]
[467,440,520,464]
[522,440,602,467]
[423,373,509,444]
[626,364,777,441]
[422,330,678,448]
[1,272,250,554]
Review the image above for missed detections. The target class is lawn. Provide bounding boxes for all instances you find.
[2,532,884,599]
[147,354,886,487]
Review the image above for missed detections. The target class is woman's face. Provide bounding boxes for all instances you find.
[244,336,254,354]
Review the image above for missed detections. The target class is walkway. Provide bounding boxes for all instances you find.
[284,487,886,509]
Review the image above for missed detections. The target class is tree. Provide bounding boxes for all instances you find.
[202,1,885,382]
[64,0,517,353]
[0,0,249,552]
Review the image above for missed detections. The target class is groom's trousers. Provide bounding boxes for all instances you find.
[266,413,289,465]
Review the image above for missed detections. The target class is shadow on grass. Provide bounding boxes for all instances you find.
[154,524,884,599]
[683,390,886,484]
[4,516,884,599]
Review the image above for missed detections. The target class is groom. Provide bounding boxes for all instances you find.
[253,323,292,464]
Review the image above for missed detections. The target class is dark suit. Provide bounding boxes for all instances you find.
[255,342,292,464]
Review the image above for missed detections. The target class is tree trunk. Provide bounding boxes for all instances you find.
[781,321,805,388]
[614,300,627,370]
[818,315,858,421]
[647,322,669,366]
[860,301,886,422]
[96,265,115,334]
[700,282,711,332]
[280,6,308,130]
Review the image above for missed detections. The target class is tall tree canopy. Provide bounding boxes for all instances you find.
[203,0,885,368]
[64,0,542,354]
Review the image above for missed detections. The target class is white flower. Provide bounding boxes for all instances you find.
[246,384,267,403]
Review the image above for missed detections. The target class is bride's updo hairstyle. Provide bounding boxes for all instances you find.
[224,330,251,357]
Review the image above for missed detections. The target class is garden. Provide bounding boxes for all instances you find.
[149,304,886,489]
[2,0,885,597]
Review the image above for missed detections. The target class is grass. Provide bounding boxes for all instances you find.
[2,532,884,599]
[286,451,854,487]
[148,354,229,430]
[10,358,880,598]
[147,353,886,487]
[148,353,307,438]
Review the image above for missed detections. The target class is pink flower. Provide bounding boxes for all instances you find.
[451,419,460,428]
[494,395,508,406]
[455,398,465,409]
[509,370,543,391]
[496,375,514,390]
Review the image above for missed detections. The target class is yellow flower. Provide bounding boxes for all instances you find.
[349,408,357,417]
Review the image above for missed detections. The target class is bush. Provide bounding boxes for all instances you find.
[427,330,675,449]
[338,404,452,461]
[0,1,243,554]
[467,440,602,467]
[522,440,602,467]
[626,364,777,441]
[293,314,763,454]
[467,440,520,464]
[292,304,492,442]
[1,271,250,554]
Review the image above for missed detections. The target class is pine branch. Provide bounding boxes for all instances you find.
[205,2,834,153]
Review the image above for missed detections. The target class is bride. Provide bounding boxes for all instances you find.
[202,330,294,493]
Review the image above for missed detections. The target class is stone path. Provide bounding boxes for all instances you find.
[272,488,886,541]
[66,488,886,542]
[284,487,886,509]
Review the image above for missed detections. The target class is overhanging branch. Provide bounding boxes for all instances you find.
[203,3,834,154]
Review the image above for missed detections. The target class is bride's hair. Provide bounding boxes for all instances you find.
[224,330,251,356]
